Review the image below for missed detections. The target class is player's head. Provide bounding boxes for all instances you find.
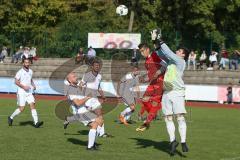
[138,43,150,57]
[91,59,101,73]
[132,65,139,76]
[67,72,78,85]
[22,58,30,69]
[176,47,189,60]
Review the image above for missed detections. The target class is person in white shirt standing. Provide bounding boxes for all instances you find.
[8,58,44,128]
[87,46,96,65]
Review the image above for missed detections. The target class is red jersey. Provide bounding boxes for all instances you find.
[145,51,166,82]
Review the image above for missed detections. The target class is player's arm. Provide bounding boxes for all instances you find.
[98,81,106,101]
[152,60,167,80]
[31,79,36,90]
[15,78,30,91]
[116,81,121,97]
[72,96,91,106]
[98,87,106,101]
[135,85,141,99]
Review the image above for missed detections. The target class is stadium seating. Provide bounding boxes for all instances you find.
[0,57,239,85]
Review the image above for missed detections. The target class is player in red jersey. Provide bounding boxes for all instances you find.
[136,43,167,132]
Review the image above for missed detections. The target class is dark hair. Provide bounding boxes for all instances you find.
[132,64,139,68]
[91,58,102,66]
[178,46,190,60]
[138,43,149,50]
[22,58,30,62]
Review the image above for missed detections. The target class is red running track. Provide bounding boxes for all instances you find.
[0,93,239,109]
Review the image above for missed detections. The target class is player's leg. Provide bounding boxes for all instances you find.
[63,106,80,129]
[136,100,160,132]
[8,94,26,126]
[119,94,136,125]
[172,95,188,152]
[119,103,135,125]
[28,95,43,128]
[87,115,104,150]
[125,104,135,121]
[94,108,112,137]
[162,93,179,156]
[87,121,99,150]
[138,104,146,120]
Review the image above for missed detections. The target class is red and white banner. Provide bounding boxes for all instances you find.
[88,33,141,49]
[218,86,240,102]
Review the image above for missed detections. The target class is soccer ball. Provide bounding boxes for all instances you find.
[116,5,128,16]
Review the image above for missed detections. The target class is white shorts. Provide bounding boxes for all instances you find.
[85,98,102,111]
[71,106,97,126]
[17,93,35,107]
[162,91,186,116]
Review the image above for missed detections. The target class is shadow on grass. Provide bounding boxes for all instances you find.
[67,138,86,146]
[67,138,102,147]
[78,130,89,135]
[19,121,34,127]
[64,130,89,136]
[130,138,187,158]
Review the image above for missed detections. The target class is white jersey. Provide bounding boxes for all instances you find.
[66,85,85,110]
[82,71,102,97]
[15,68,33,94]
[66,84,101,112]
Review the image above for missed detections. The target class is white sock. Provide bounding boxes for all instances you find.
[177,116,187,143]
[88,129,97,148]
[96,125,101,136]
[121,107,132,117]
[125,112,132,121]
[97,124,105,136]
[31,109,38,125]
[10,108,21,119]
[165,117,176,142]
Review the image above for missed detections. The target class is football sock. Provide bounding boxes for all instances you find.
[165,117,176,142]
[125,112,132,121]
[88,129,97,148]
[31,109,38,125]
[97,124,105,136]
[121,107,132,117]
[177,116,187,143]
[10,108,21,119]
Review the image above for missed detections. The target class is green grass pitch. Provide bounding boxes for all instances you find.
[0,98,239,160]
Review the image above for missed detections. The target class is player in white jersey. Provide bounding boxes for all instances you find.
[8,58,43,128]
[64,73,103,150]
[81,59,112,138]
[151,29,189,155]
[117,65,140,125]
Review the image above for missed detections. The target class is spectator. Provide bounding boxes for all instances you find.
[75,48,85,64]
[207,50,218,70]
[229,50,240,70]
[219,49,229,70]
[199,50,207,69]
[0,46,8,63]
[11,46,24,63]
[29,47,37,64]
[187,50,197,70]
[21,47,30,62]
[87,46,96,65]
[131,48,139,66]
[226,83,233,104]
